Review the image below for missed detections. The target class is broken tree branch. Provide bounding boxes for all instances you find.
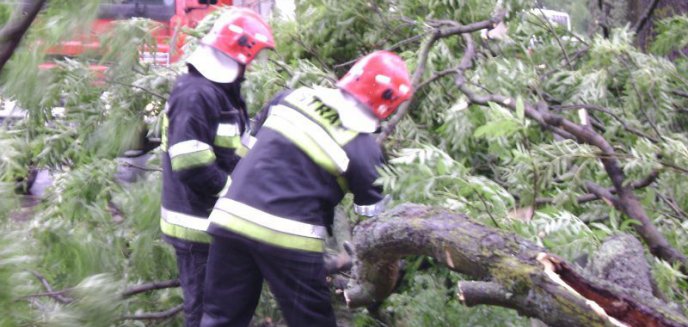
[0,0,47,72]
[453,31,688,273]
[344,204,688,326]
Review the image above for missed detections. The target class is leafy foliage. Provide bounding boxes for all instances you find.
[0,0,687,326]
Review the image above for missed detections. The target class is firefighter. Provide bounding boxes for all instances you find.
[200,50,413,327]
[160,8,274,327]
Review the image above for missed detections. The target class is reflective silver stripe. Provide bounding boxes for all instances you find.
[168,140,212,158]
[217,123,240,137]
[213,198,327,239]
[216,176,232,197]
[241,133,257,149]
[271,105,349,173]
[161,207,209,231]
[354,195,391,217]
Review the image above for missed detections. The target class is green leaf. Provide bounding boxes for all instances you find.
[516,96,525,121]
[473,119,522,138]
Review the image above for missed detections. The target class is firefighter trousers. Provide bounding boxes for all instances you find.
[200,232,337,327]
[168,237,210,327]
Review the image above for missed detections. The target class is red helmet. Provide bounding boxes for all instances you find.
[336,50,413,119]
[201,8,275,66]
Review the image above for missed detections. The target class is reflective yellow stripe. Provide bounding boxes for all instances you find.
[161,114,169,151]
[169,140,216,170]
[170,149,215,170]
[209,211,324,252]
[160,219,211,243]
[214,135,242,149]
[267,88,358,180]
[264,115,340,175]
[337,176,349,192]
[160,207,211,243]
[235,146,249,158]
[215,198,327,238]
[284,88,358,145]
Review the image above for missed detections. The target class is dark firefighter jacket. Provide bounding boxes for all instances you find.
[207,86,388,253]
[161,66,251,245]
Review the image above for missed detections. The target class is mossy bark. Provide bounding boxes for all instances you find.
[344,204,688,327]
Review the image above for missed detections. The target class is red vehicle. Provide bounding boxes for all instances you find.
[39,0,233,72]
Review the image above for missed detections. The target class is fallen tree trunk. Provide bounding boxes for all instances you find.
[344,204,688,327]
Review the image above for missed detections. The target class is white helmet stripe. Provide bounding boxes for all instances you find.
[254,33,268,43]
[228,24,244,34]
[375,74,391,84]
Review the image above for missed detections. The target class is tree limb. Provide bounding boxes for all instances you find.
[0,0,47,72]
[585,181,619,207]
[344,204,688,326]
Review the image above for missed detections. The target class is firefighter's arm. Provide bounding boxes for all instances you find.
[167,96,230,197]
[343,135,389,217]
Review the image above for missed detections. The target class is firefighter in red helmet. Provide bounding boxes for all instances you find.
[200,50,413,326]
[160,8,274,327]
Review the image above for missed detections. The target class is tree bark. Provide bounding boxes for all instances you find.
[0,0,46,73]
[629,0,688,50]
[344,204,688,327]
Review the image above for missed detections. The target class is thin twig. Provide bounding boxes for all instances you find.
[28,271,73,304]
[657,193,688,221]
[552,104,659,143]
[333,34,426,70]
[416,67,460,91]
[535,170,660,206]
[534,8,572,70]
[476,191,501,228]
[621,55,662,138]
[117,160,162,172]
[105,79,166,101]
[121,279,180,298]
